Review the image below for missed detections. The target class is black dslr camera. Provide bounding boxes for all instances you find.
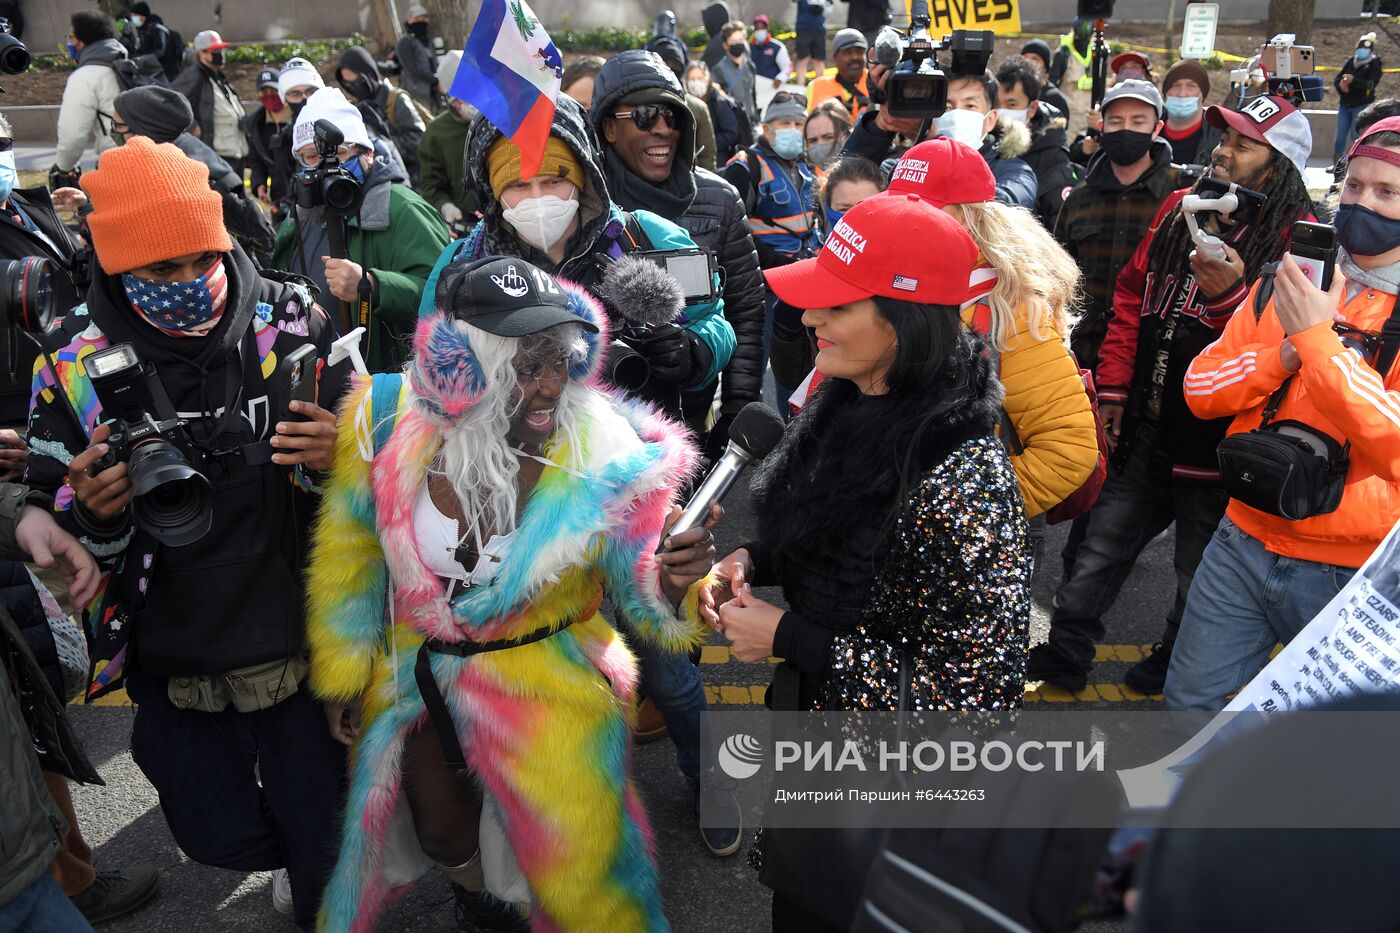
[869,1,994,120]
[86,344,213,547]
[0,257,60,335]
[293,119,363,216]
[0,18,29,78]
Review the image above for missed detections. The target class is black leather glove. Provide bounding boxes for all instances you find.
[701,411,736,465]
[637,323,693,386]
[49,164,82,191]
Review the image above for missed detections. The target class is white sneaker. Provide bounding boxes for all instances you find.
[271,868,293,915]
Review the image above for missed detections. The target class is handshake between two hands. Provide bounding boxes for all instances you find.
[697,546,785,662]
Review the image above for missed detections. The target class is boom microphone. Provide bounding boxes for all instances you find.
[599,254,685,329]
[660,402,787,551]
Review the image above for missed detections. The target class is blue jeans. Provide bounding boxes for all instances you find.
[1335,103,1366,161]
[632,634,706,781]
[1164,517,1357,711]
[1046,427,1229,669]
[0,875,92,932]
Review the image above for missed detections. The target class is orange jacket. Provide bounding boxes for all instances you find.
[1183,280,1400,567]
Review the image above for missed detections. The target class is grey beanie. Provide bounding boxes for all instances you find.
[114,85,194,143]
[763,94,807,124]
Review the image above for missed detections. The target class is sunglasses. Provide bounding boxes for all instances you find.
[771,91,806,106]
[612,103,679,132]
[0,138,12,152]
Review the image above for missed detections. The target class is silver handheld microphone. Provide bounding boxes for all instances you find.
[660,402,787,550]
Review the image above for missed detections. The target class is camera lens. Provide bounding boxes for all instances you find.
[322,174,360,213]
[607,340,650,391]
[0,257,57,334]
[127,440,213,546]
[0,33,29,76]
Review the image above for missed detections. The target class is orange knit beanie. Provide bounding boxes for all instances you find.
[81,137,232,275]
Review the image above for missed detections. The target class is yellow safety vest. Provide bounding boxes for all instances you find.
[1061,32,1094,91]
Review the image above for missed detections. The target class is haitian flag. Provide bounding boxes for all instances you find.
[452,0,563,179]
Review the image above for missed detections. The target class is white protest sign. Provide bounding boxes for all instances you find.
[1118,516,1400,810]
[1180,3,1220,60]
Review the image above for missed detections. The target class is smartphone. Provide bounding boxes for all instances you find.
[1289,221,1337,291]
[639,248,718,304]
[277,344,318,422]
[1195,178,1267,226]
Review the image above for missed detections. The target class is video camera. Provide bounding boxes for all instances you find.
[1231,34,1326,108]
[293,119,363,217]
[86,344,213,547]
[869,0,995,120]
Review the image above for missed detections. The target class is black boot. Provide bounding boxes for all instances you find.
[452,883,529,933]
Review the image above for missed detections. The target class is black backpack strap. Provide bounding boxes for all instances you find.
[1253,261,1280,322]
[1373,293,1400,379]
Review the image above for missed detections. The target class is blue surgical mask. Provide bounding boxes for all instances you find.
[1164,95,1200,119]
[754,29,769,43]
[1335,202,1400,258]
[67,42,78,61]
[1357,48,1373,62]
[0,152,15,203]
[772,127,804,160]
[346,156,366,181]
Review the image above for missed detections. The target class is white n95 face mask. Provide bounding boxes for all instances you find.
[934,108,988,149]
[999,107,1028,125]
[502,195,580,252]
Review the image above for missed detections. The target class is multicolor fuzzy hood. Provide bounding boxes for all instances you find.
[407,274,611,427]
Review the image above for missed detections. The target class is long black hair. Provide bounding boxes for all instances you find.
[1143,146,1314,315]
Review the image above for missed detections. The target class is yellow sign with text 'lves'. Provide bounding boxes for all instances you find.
[903,0,1021,36]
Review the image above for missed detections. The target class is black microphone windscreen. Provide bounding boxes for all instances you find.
[729,401,787,458]
[599,254,685,330]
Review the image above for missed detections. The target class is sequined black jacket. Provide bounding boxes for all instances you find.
[746,369,1032,712]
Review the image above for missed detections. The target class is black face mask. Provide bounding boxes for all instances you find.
[408,21,429,40]
[343,77,372,100]
[727,43,745,58]
[1100,129,1154,166]
[210,50,225,67]
[289,101,306,119]
[1336,202,1400,258]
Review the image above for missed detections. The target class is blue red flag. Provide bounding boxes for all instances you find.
[451,0,563,179]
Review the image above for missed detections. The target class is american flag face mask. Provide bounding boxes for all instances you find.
[122,256,229,337]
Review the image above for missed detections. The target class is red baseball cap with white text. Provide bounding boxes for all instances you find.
[885,138,996,207]
[1205,94,1312,178]
[764,194,978,308]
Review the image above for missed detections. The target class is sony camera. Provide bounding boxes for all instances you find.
[0,257,60,335]
[0,18,29,77]
[293,119,363,216]
[86,344,213,547]
[870,2,995,120]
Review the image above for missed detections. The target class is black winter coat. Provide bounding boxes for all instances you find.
[1020,103,1078,229]
[677,170,766,418]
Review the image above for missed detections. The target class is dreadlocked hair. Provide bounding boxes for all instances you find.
[1143,146,1314,314]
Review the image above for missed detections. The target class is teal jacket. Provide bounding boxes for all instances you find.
[419,205,734,391]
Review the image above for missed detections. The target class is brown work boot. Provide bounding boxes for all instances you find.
[632,696,668,743]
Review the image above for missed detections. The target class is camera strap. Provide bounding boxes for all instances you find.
[207,328,275,467]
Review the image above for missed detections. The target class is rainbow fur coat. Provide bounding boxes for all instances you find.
[306,281,706,933]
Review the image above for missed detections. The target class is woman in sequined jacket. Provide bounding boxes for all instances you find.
[700,194,1032,932]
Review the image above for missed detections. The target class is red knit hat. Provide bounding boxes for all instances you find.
[765,194,977,308]
[81,137,231,275]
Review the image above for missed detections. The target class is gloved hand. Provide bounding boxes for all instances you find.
[701,411,736,465]
[440,202,463,226]
[637,323,694,386]
[49,165,82,192]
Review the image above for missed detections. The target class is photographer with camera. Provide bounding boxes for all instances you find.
[592,50,765,450]
[24,137,351,925]
[1030,93,1317,695]
[1168,116,1400,711]
[270,87,449,373]
[0,113,84,426]
[842,65,1037,209]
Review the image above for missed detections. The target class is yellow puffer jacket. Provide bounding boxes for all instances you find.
[964,301,1099,518]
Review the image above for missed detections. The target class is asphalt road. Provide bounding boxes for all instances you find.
[64,473,1167,933]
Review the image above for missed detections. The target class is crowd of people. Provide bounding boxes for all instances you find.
[0,4,1398,932]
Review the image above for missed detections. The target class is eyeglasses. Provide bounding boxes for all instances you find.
[612,103,679,132]
[514,354,570,387]
[295,143,360,168]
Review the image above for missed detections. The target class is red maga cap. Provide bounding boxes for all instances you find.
[764,194,978,308]
[885,138,996,207]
